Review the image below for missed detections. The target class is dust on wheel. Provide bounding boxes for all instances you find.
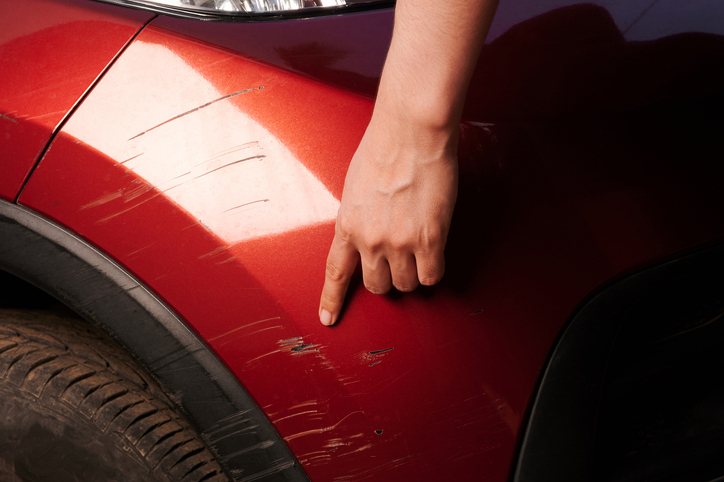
[0,309,229,482]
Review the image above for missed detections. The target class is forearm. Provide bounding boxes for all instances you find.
[375,0,499,131]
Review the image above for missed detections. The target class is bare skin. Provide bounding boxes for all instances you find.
[319,0,499,326]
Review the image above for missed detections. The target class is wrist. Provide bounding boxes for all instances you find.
[374,74,465,135]
[368,93,461,158]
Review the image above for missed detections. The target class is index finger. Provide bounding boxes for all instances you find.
[319,235,358,326]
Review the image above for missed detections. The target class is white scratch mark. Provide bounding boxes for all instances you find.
[272,410,320,424]
[284,411,365,442]
[339,444,372,457]
[80,191,124,210]
[288,400,318,410]
[240,325,284,337]
[198,246,229,259]
[209,316,282,341]
[245,349,282,364]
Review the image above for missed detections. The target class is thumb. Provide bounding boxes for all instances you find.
[319,235,358,326]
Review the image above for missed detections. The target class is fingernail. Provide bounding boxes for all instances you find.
[320,309,333,326]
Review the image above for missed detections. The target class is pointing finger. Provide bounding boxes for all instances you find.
[319,235,358,326]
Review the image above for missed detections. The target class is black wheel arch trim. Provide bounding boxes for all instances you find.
[0,199,308,482]
[513,239,724,481]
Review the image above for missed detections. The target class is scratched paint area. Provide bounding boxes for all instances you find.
[62,38,339,243]
[204,291,521,481]
[260,333,420,477]
[363,347,393,367]
[16,3,724,481]
[213,209,537,481]
[19,23,538,482]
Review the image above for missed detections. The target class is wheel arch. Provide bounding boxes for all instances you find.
[513,238,724,481]
[0,199,307,482]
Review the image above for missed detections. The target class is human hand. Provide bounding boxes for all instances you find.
[316,0,497,326]
[318,108,459,326]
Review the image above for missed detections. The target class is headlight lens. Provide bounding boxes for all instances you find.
[97,0,392,19]
[169,0,342,13]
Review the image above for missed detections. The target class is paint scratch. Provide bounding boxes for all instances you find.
[272,410,320,424]
[338,444,372,457]
[194,141,260,167]
[96,192,164,222]
[119,152,144,165]
[241,325,284,337]
[198,246,229,260]
[209,316,282,341]
[284,411,365,442]
[223,198,270,213]
[245,349,282,364]
[288,400,318,410]
[291,343,321,354]
[128,86,264,140]
[369,348,393,355]
[80,191,124,210]
[194,155,266,181]
[0,113,18,124]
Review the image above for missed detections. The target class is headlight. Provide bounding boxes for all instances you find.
[95,0,393,20]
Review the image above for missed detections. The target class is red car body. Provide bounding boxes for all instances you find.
[2,1,724,480]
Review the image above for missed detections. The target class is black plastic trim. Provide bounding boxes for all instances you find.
[0,200,308,482]
[91,0,395,22]
[513,241,724,482]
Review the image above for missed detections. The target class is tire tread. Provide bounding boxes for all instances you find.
[0,309,228,481]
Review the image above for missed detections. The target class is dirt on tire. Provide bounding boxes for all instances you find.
[0,309,228,482]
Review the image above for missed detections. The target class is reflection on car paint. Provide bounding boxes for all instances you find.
[15,3,724,480]
[0,0,152,200]
[65,40,340,243]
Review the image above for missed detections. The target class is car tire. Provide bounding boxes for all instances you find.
[0,309,228,482]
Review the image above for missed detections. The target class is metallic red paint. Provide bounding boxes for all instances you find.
[0,0,152,201]
[10,1,724,480]
[152,9,394,98]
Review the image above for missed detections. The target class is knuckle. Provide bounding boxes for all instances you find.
[419,272,443,286]
[419,277,439,287]
[394,281,418,293]
[335,217,353,243]
[365,284,389,295]
[389,236,411,252]
[419,227,444,251]
[361,235,384,254]
[325,261,347,283]
[418,263,444,286]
